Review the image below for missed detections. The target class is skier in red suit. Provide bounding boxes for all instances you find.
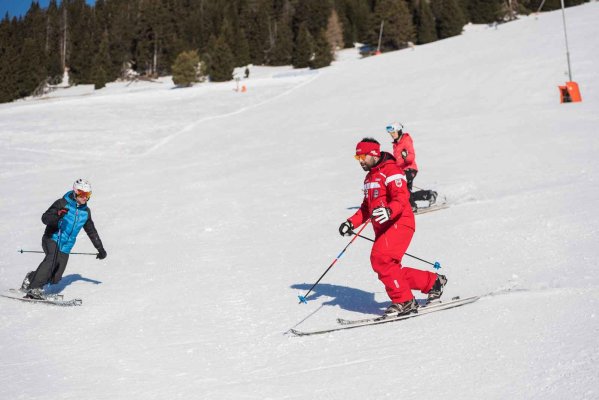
[386,122,437,211]
[339,138,446,318]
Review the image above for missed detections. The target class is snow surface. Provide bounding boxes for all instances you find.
[1,4,599,399]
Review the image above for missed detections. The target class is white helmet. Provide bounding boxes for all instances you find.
[385,122,404,134]
[73,178,92,193]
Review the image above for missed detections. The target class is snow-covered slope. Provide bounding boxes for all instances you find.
[1,4,598,399]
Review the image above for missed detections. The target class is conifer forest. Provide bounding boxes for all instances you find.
[0,0,588,103]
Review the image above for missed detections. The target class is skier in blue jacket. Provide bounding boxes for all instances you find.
[21,179,107,299]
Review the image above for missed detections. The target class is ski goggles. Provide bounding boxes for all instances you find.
[354,154,367,161]
[74,189,92,200]
[386,125,397,133]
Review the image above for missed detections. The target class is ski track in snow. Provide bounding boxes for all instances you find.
[143,72,321,156]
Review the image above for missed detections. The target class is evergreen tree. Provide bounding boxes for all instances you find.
[334,0,371,48]
[44,0,63,80]
[66,0,97,83]
[22,2,46,45]
[17,38,47,97]
[523,0,586,12]
[20,1,49,94]
[206,35,234,82]
[235,28,252,67]
[0,15,19,102]
[310,29,333,69]
[91,31,111,89]
[432,0,467,40]
[172,49,202,87]
[293,0,333,38]
[413,0,437,44]
[107,0,137,78]
[465,0,503,23]
[267,17,294,66]
[134,0,170,76]
[221,7,250,67]
[368,0,415,51]
[292,23,313,68]
[239,0,271,64]
[219,14,249,67]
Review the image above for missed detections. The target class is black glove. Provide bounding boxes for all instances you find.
[372,207,391,223]
[339,221,354,236]
[96,248,107,260]
[57,208,68,218]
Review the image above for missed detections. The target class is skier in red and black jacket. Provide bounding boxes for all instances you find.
[339,138,446,319]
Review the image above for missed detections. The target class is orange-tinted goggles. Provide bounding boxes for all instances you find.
[354,154,367,161]
[74,189,92,199]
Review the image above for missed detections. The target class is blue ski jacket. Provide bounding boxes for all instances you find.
[42,191,103,254]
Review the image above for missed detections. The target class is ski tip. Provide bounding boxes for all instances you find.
[298,295,308,304]
[434,261,441,270]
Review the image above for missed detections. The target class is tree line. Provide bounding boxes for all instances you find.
[0,0,588,103]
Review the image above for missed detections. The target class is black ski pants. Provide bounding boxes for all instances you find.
[405,169,435,204]
[28,236,70,289]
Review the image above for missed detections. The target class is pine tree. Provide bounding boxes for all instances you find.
[466,0,503,23]
[172,50,202,87]
[432,0,467,40]
[268,17,294,66]
[239,0,271,65]
[44,0,63,80]
[91,31,111,89]
[524,0,586,12]
[310,29,333,69]
[369,0,415,51]
[66,0,97,83]
[235,28,252,67]
[134,0,168,76]
[107,0,136,78]
[339,0,371,47]
[17,38,47,97]
[18,1,49,95]
[292,23,313,69]
[293,0,333,38]
[0,15,19,102]
[413,0,437,44]
[206,35,234,82]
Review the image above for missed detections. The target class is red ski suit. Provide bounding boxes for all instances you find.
[347,152,436,303]
[392,133,418,172]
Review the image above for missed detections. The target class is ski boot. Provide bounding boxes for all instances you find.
[427,274,447,304]
[429,191,438,206]
[20,271,34,292]
[25,288,46,300]
[377,298,419,320]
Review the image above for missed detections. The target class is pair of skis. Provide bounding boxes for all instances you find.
[1,288,82,306]
[289,295,479,336]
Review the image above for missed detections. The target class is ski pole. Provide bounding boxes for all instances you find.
[18,249,99,256]
[298,220,371,304]
[351,232,441,270]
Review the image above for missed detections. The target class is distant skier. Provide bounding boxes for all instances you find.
[20,179,107,299]
[339,138,446,319]
[386,122,437,211]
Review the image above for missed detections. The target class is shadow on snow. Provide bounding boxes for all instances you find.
[290,282,389,315]
[45,274,102,294]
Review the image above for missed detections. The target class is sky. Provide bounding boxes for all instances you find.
[0,0,95,18]
[0,2,598,399]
